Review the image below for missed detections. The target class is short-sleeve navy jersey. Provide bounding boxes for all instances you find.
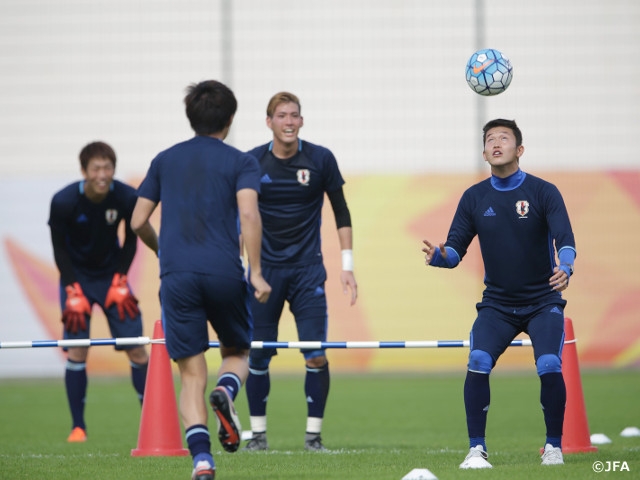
[446,171,575,305]
[48,180,137,277]
[137,135,261,278]
[247,140,345,266]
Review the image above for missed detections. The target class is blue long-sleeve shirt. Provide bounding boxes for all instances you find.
[48,180,138,285]
[445,169,576,305]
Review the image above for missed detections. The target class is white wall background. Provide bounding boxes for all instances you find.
[0,0,638,376]
[1,0,638,180]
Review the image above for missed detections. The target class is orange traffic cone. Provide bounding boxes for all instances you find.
[131,320,189,456]
[562,317,597,453]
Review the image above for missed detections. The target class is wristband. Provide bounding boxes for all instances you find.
[341,249,354,271]
[559,263,573,277]
[430,246,461,269]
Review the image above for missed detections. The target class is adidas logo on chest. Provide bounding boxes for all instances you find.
[483,207,496,217]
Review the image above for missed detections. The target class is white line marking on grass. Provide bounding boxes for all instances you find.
[0,453,122,459]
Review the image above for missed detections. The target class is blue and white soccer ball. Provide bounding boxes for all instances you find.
[465,49,513,96]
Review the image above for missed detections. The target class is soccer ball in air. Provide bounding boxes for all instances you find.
[465,49,513,96]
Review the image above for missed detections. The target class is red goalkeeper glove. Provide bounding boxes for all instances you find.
[62,282,91,334]
[105,273,139,320]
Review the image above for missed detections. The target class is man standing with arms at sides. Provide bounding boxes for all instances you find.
[48,141,148,443]
[422,119,576,468]
[243,92,358,452]
[131,80,271,480]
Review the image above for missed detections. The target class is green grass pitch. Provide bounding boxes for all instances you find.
[1,369,638,479]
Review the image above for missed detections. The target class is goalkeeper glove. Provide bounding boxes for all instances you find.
[62,282,91,334]
[105,273,140,320]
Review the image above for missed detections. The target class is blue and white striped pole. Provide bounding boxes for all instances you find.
[0,337,534,349]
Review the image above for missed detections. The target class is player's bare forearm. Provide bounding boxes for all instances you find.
[241,216,262,274]
[237,189,262,274]
[241,215,271,303]
[131,197,159,254]
[134,222,158,255]
[237,189,272,303]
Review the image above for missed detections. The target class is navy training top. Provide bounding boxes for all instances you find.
[137,135,261,278]
[247,140,345,267]
[446,170,576,305]
[48,180,138,284]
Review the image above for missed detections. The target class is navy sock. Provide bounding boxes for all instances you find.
[130,360,148,405]
[540,372,566,448]
[65,360,87,430]
[305,362,330,418]
[246,368,270,417]
[464,371,490,450]
[186,424,213,467]
[217,372,242,401]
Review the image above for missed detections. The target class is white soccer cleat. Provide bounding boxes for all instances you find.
[541,443,564,465]
[459,445,492,469]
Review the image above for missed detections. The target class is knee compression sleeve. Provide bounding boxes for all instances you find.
[536,354,562,376]
[468,350,493,374]
[302,349,325,361]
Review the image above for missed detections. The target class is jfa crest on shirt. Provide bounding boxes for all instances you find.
[105,209,118,225]
[297,169,310,186]
[515,200,529,218]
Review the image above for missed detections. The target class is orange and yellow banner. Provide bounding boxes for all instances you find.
[5,171,640,375]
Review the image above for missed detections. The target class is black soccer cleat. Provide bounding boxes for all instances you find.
[209,387,241,453]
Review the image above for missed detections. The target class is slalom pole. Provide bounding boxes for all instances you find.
[0,337,153,349]
[0,337,534,349]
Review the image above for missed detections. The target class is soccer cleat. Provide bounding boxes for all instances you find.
[541,443,564,465]
[304,433,327,452]
[191,460,215,480]
[243,432,269,451]
[459,445,492,469]
[209,386,241,453]
[67,426,87,443]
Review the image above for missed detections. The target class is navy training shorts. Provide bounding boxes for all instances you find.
[469,301,566,367]
[249,262,328,364]
[160,271,252,360]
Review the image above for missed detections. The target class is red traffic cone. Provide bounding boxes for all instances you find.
[131,320,189,456]
[562,317,597,453]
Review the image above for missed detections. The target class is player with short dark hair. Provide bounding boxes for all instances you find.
[422,118,576,468]
[48,141,148,443]
[131,79,271,480]
[243,92,358,452]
